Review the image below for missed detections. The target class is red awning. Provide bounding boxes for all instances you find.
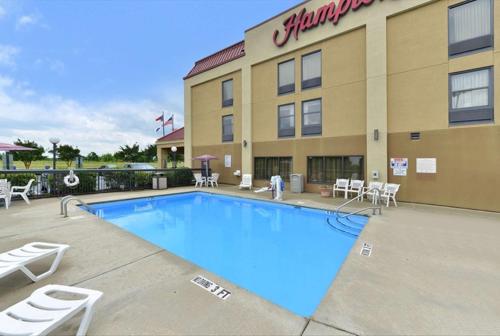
[0,143,35,152]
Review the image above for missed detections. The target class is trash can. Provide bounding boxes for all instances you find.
[290,174,304,193]
[152,174,168,190]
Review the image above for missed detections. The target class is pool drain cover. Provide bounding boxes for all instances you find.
[191,275,231,300]
[360,243,373,257]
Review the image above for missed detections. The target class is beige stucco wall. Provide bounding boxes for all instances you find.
[251,27,366,142]
[183,0,500,211]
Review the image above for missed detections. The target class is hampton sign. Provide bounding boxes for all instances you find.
[273,0,379,47]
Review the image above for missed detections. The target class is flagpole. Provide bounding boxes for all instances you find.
[162,111,165,136]
[172,115,174,132]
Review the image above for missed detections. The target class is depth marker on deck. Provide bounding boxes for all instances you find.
[360,243,373,257]
[191,275,231,300]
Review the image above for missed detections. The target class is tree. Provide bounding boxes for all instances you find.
[86,152,99,161]
[12,139,45,169]
[57,144,80,167]
[141,144,157,162]
[114,143,141,162]
[100,153,114,162]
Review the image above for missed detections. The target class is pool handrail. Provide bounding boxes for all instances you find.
[334,188,382,219]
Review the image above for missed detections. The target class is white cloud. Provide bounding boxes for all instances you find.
[0,45,19,67]
[0,79,184,155]
[34,58,66,75]
[0,5,6,19]
[16,14,37,29]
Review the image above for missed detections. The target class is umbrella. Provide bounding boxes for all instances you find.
[0,143,35,152]
[192,154,218,178]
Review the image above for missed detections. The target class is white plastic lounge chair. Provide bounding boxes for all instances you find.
[10,178,35,205]
[363,181,384,203]
[239,174,252,190]
[194,173,206,188]
[0,284,103,336]
[0,242,70,282]
[333,178,349,199]
[347,179,364,200]
[0,182,10,209]
[380,183,400,207]
[207,173,219,188]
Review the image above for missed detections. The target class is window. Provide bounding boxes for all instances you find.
[449,0,493,56]
[222,115,233,142]
[449,67,493,123]
[307,156,364,184]
[278,104,295,137]
[222,79,233,107]
[302,99,322,136]
[278,59,295,95]
[254,157,292,181]
[301,51,321,89]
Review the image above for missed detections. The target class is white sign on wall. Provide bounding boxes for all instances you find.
[390,158,408,176]
[416,158,437,174]
[224,155,231,168]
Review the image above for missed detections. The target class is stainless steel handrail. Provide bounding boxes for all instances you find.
[61,196,88,217]
[334,188,382,218]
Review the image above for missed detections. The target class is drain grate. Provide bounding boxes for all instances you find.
[360,242,373,257]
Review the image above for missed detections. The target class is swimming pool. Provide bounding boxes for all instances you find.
[86,192,368,317]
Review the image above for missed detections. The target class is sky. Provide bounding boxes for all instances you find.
[0,0,299,155]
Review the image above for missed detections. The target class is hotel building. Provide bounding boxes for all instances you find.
[182,0,500,212]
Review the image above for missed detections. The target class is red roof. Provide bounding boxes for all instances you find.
[184,41,245,79]
[156,127,184,143]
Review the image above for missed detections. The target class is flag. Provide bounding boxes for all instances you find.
[164,115,173,125]
[155,114,164,122]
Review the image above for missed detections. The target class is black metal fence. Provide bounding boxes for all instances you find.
[0,168,207,199]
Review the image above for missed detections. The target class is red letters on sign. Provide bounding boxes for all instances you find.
[273,0,378,47]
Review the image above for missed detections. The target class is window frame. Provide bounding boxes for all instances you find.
[307,156,364,184]
[448,66,494,124]
[301,98,322,136]
[448,0,494,57]
[301,50,322,90]
[222,114,234,142]
[254,156,293,181]
[277,59,295,95]
[277,103,295,138]
[222,79,234,107]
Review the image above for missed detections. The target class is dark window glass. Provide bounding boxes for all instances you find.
[222,115,233,142]
[302,99,322,136]
[302,51,321,89]
[278,59,295,95]
[278,104,295,137]
[222,79,233,107]
[254,157,292,181]
[307,156,364,184]
[449,0,493,56]
[449,67,493,123]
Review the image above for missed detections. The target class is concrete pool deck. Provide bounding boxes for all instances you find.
[1,186,499,335]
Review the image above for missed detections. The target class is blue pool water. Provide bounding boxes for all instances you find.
[86,192,368,317]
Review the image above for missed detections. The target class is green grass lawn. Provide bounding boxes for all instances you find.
[0,160,183,170]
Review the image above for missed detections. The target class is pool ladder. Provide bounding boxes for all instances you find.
[60,195,89,217]
[326,188,382,237]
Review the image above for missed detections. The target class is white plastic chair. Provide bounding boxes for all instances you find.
[239,174,252,190]
[380,183,400,207]
[333,178,349,199]
[347,180,364,200]
[0,242,70,282]
[194,173,206,188]
[207,173,219,188]
[363,181,384,204]
[0,284,103,336]
[10,178,35,205]
[0,182,10,209]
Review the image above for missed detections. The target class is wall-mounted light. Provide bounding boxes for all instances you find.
[243,140,247,147]
[373,129,379,141]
